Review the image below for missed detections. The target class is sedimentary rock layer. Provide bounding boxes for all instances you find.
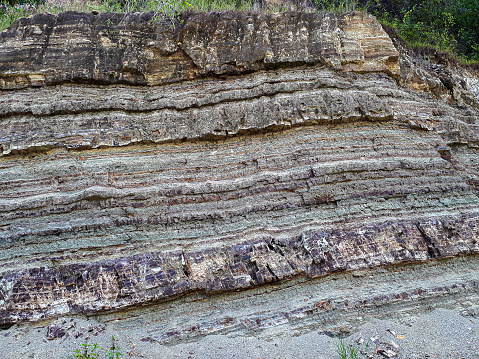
[0,11,478,327]
[95,255,479,344]
[0,11,399,89]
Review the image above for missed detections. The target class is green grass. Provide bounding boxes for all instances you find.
[0,0,366,32]
[460,58,479,67]
[313,0,362,14]
[187,0,253,12]
[0,0,257,32]
[336,338,360,359]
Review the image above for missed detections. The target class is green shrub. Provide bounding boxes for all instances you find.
[359,0,479,62]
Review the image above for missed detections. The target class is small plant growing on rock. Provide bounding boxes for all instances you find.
[336,338,375,359]
[73,342,103,359]
[106,336,123,359]
[72,337,123,359]
[336,338,360,359]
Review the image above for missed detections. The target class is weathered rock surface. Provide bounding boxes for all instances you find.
[0,11,398,90]
[0,10,478,342]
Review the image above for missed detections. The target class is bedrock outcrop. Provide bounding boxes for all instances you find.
[0,10,479,336]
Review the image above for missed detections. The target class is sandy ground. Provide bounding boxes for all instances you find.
[1,308,478,358]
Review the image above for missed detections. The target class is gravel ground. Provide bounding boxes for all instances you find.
[1,308,478,358]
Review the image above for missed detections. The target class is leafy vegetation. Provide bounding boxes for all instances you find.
[72,337,123,359]
[358,0,479,63]
[312,0,478,62]
[73,342,104,359]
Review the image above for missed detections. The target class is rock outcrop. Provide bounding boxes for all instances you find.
[0,11,399,90]
[0,10,478,340]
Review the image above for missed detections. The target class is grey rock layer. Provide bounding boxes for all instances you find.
[0,10,478,331]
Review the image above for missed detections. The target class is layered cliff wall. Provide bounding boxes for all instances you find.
[0,10,479,338]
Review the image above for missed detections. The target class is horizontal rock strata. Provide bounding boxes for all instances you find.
[0,11,399,89]
[98,255,479,344]
[0,10,478,329]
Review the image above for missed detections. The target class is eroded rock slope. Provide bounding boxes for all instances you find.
[0,10,478,336]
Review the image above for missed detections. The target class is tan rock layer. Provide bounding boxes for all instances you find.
[0,11,399,90]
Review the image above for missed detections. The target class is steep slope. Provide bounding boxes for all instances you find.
[0,10,478,342]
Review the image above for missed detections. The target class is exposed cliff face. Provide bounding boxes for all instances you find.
[0,11,398,90]
[0,10,478,342]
